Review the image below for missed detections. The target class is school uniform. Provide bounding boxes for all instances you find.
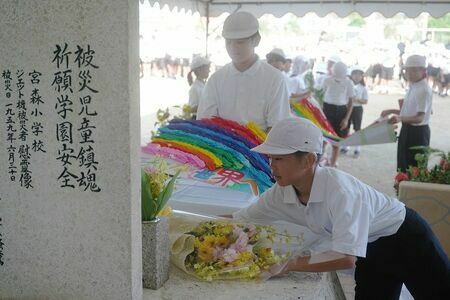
[188,79,205,109]
[197,58,291,131]
[288,74,307,96]
[233,166,450,299]
[349,83,368,132]
[397,78,432,172]
[322,76,354,137]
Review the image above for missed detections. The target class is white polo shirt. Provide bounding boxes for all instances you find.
[323,77,354,106]
[353,84,368,107]
[400,78,432,126]
[188,79,205,108]
[233,166,406,258]
[197,58,291,131]
[288,74,307,96]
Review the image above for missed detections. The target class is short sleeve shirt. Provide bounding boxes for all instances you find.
[323,77,355,106]
[353,84,368,107]
[400,79,432,126]
[233,167,406,257]
[188,79,205,108]
[197,59,291,131]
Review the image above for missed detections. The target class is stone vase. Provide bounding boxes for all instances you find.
[399,181,450,257]
[142,217,170,289]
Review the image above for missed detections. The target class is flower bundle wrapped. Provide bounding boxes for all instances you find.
[169,211,300,282]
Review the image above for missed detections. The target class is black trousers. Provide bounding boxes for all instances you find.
[323,102,349,137]
[397,124,430,172]
[355,208,450,300]
[349,106,363,131]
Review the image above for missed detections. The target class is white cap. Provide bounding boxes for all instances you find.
[403,55,426,68]
[269,48,286,59]
[328,55,341,63]
[350,65,365,73]
[251,118,323,155]
[190,56,210,70]
[332,61,348,79]
[222,11,259,39]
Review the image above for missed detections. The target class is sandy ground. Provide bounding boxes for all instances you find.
[140,74,450,197]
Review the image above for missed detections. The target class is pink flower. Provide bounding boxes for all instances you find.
[230,232,249,253]
[223,248,238,263]
[246,224,256,237]
[212,247,224,260]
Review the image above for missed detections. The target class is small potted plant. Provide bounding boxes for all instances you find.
[141,159,179,290]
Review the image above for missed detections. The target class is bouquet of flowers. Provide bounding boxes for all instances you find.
[394,147,450,194]
[169,211,302,281]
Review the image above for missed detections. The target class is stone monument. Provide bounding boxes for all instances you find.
[0,0,142,299]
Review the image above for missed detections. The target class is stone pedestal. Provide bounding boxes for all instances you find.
[144,266,346,300]
[0,1,141,299]
[142,217,170,289]
[399,181,450,257]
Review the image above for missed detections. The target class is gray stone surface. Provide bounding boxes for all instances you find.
[0,1,141,299]
[142,217,170,290]
[144,266,345,300]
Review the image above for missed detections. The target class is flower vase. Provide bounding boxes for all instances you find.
[142,217,170,289]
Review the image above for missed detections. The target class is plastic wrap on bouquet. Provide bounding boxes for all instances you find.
[169,211,302,282]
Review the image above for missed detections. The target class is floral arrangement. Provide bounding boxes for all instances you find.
[141,158,180,221]
[394,147,450,194]
[182,220,298,281]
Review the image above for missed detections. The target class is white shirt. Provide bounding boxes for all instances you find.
[288,74,307,96]
[233,166,406,258]
[352,84,368,107]
[197,59,291,131]
[400,79,432,126]
[323,76,355,106]
[188,79,205,108]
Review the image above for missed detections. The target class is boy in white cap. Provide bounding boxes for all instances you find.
[380,55,432,172]
[233,117,449,299]
[187,56,211,117]
[197,11,290,132]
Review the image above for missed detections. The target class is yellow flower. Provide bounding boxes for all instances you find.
[158,206,172,217]
[197,245,214,262]
[215,236,230,248]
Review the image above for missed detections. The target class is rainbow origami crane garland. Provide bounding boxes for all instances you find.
[290,98,342,143]
[142,117,275,193]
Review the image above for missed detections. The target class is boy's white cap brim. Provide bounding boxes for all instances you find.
[251,117,323,155]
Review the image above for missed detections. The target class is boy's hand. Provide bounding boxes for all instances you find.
[340,119,348,130]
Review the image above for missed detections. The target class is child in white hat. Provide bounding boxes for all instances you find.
[233,117,449,299]
[322,61,354,167]
[380,55,432,172]
[197,11,290,132]
[187,56,211,117]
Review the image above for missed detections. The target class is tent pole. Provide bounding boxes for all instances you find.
[205,2,210,56]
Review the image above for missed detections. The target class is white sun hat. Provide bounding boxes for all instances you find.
[222,11,259,39]
[403,55,427,68]
[350,65,365,73]
[251,117,323,155]
[190,56,210,70]
[332,61,348,79]
[269,48,287,60]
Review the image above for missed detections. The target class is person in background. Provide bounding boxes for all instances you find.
[381,55,432,172]
[315,55,340,89]
[284,58,292,75]
[343,66,368,158]
[197,12,290,132]
[289,55,312,100]
[266,48,288,72]
[322,61,354,167]
[187,56,211,118]
[233,117,449,300]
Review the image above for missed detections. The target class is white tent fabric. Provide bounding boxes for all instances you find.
[141,0,450,18]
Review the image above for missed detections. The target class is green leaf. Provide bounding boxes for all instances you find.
[156,170,180,216]
[141,170,157,221]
